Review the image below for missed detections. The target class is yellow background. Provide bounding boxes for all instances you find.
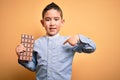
[0,0,120,80]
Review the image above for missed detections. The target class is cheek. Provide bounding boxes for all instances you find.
[43,22,50,28]
[57,23,62,29]
[45,26,49,31]
[56,21,61,26]
[57,26,61,31]
[44,22,49,26]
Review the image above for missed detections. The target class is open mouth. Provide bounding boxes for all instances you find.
[49,28,56,31]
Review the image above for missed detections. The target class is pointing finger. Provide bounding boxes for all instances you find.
[63,39,68,45]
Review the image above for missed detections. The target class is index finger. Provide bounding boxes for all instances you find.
[63,39,68,45]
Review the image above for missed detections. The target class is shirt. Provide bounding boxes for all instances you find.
[18,34,96,80]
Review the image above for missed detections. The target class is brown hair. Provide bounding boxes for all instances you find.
[42,2,63,19]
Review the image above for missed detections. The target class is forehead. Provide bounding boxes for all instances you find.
[44,9,61,18]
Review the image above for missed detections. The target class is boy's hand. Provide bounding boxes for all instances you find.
[15,44,26,57]
[63,35,80,46]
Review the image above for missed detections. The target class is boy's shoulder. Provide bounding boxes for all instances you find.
[34,35,46,42]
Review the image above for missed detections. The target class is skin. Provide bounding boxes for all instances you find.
[41,9,64,36]
[16,9,80,57]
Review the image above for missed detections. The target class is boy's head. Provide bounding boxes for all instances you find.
[42,2,63,19]
[41,2,65,36]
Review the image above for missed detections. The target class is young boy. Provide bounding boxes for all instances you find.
[16,2,96,80]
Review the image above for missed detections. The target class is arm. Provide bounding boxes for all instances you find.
[64,34,96,53]
[73,35,96,53]
[18,51,37,72]
[16,44,37,72]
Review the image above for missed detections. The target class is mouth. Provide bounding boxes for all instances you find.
[49,28,56,31]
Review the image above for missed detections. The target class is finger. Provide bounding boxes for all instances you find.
[23,47,26,51]
[19,44,26,50]
[16,44,26,53]
[63,39,68,45]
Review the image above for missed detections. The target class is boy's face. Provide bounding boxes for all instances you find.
[41,9,64,36]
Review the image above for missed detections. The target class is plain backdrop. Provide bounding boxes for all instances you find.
[0,0,120,80]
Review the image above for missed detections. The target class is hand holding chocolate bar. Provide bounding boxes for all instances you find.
[16,34,34,61]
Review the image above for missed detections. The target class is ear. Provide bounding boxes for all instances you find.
[40,19,44,27]
[61,19,65,26]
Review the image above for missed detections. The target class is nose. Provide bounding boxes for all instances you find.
[50,19,55,26]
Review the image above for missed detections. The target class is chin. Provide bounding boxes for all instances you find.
[48,33,57,36]
[48,34,55,36]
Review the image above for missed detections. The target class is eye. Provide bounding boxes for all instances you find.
[45,17,51,21]
[54,18,59,21]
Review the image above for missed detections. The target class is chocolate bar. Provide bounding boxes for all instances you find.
[19,34,34,61]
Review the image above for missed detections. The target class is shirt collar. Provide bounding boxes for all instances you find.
[46,33,60,39]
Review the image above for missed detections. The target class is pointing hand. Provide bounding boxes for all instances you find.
[63,35,79,46]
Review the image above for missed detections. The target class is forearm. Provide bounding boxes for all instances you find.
[18,52,37,72]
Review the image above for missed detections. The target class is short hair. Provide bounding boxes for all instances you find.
[42,2,63,19]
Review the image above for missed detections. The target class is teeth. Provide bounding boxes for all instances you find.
[50,28,56,29]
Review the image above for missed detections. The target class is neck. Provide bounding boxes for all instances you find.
[46,33,60,39]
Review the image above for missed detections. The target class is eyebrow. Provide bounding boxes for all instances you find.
[45,16,60,18]
[45,17,60,19]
